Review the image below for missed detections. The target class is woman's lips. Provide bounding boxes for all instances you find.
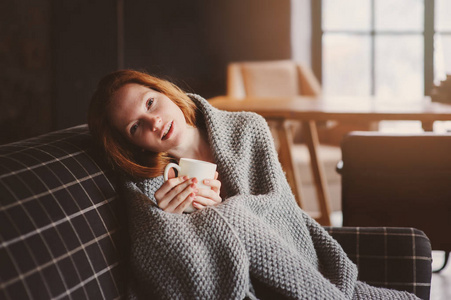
[161,121,173,140]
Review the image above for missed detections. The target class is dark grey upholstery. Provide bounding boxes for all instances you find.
[339,132,451,253]
[0,126,432,299]
[0,125,127,300]
[326,227,432,300]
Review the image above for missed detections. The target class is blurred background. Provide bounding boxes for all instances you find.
[1,0,451,145]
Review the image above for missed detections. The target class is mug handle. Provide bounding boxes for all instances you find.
[163,163,181,181]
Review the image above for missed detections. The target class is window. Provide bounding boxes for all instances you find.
[313,0,450,100]
[435,0,451,81]
[312,0,451,132]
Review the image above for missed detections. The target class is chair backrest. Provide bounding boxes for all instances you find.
[227,60,321,98]
[340,131,451,251]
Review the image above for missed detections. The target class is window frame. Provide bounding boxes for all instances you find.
[311,0,435,96]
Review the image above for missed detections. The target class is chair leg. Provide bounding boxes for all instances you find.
[433,252,450,273]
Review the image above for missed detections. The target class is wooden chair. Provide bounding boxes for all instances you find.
[227,60,321,99]
[338,132,451,273]
[226,60,343,216]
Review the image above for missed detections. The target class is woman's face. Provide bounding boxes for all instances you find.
[108,83,188,153]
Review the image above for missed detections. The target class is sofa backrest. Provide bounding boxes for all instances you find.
[0,125,127,299]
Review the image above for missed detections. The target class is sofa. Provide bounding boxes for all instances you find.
[0,125,432,299]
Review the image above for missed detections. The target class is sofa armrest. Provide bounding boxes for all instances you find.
[325,226,432,300]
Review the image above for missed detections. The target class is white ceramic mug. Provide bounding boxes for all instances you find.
[163,158,217,213]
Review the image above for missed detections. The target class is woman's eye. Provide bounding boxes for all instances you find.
[130,123,138,135]
[147,98,154,109]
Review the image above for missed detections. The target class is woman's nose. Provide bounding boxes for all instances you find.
[146,115,162,132]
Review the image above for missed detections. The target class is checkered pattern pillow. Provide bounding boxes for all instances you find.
[0,125,126,300]
[326,226,432,300]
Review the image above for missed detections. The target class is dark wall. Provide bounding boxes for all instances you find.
[52,0,119,130]
[0,0,52,144]
[1,0,292,144]
[124,0,292,98]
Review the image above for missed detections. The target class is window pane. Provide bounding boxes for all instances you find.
[322,0,371,31]
[323,34,371,96]
[434,34,451,82]
[375,0,423,31]
[436,0,451,31]
[375,35,423,100]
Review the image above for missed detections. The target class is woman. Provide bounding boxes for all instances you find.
[89,70,222,214]
[89,70,419,300]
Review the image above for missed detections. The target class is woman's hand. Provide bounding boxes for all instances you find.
[191,172,222,210]
[154,172,222,214]
[154,176,198,214]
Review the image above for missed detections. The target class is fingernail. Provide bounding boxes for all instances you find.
[192,177,198,184]
[190,183,196,188]
[183,176,189,180]
[203,179,210,184]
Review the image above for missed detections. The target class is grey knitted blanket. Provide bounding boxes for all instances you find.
[122,94,419,299]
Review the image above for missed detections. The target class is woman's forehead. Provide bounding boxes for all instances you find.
[107,84,147,128]
[114,83,152,100]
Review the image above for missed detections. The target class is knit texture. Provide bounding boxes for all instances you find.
[122,94,419,299]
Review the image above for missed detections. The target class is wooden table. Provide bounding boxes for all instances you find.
[208,95,451,226]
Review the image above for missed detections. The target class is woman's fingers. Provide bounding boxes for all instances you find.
[172,192,196,214]
[154,173,223,214]
[155,177,196,204]
[202,178,221,194]
[194,188,222,205]
[192,196,219,208]
[161,184,197,213]
[162,179,198,205]
[156,177,198,212]
[192,202,206,210]
[155,176,190,199]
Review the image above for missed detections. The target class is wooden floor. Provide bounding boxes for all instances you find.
[431,251,451,300]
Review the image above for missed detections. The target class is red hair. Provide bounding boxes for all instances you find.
[88,69,198,178]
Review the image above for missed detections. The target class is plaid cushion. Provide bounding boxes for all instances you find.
[0,125,126,300]
[326,226,432,300]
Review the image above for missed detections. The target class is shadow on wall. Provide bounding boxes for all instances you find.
[0,0,52,145]
[1,0,292,145]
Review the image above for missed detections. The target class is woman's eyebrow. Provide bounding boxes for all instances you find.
[123,93,147,133]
